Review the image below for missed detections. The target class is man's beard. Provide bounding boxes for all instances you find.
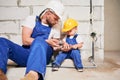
[46,19,54,27]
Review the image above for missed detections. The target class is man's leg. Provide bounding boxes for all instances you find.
[21,37,53,80]
[0,37,30,80]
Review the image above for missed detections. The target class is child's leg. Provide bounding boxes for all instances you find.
[52,52,68,71]
[70,50,83,69]
[53,52,68,66]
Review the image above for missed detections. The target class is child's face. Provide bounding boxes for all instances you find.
[66,27,77,36]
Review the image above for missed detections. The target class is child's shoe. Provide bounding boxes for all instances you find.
[77,68,83,72]
[52,64,59,71]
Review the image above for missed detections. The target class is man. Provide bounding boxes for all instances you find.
[0,0,64,80]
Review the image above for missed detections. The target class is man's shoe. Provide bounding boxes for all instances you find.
[20,73,36,80]
[0,69,8,80]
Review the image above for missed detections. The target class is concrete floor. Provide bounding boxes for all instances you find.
[6,51,120,80]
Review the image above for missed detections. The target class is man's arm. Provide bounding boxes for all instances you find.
[22,26,34,46]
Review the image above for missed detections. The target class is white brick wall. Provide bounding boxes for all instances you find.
[77,22,90,34]
[93,0,104,6]
[93,7,104,20]
[62,0,90,6]
[92,21,104,35]
[10,34,22,45]
[0,21,19,33]
[0,0,17,6]
[19,0,49,6]
[66,7,90,21]
[0,7,30,20]
[32,6,46,15]
[0,0,104,62]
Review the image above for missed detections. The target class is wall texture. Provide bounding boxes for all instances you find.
[105,0,120,51]
[0,0,104,62]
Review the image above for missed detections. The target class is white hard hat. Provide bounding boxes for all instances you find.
[45,0,64,19]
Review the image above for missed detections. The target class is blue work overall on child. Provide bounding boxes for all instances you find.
[0,16,53,80]
[53,34,83,69]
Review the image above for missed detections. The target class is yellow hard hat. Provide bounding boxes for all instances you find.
[62,18,78,32]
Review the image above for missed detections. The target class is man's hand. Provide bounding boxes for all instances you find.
[46,39,60,47]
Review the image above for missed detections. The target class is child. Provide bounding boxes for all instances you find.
[52,18,84,72]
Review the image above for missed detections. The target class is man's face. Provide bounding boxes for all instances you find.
[46,11,60,27]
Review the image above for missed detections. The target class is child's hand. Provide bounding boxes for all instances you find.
[61,42,72,52]
[71,44,78,49]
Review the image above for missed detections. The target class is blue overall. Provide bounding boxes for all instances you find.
[53,34,83,69]
[0,16,53,80]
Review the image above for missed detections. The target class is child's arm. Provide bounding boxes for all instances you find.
[71,42,83,49]
[61,41,72,52]
[71,34,84,49]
